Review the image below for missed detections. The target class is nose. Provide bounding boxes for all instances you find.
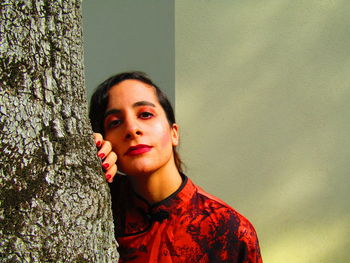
[124,118,143,140]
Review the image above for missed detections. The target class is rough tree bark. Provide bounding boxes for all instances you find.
[0,0,118,262]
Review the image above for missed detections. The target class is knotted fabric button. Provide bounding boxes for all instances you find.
[150,210,169,222]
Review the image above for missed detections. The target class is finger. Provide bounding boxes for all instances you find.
[93,133,103,148]
[105,164,118,183]
[102,151,117,171]
[98,140,112,160]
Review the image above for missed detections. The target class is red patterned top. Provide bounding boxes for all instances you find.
[109,175,262,263]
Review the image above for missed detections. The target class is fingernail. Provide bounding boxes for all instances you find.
[102,163,109,170]
[98,153,105,159]
[106,174,111,181]
[96,141,102,147]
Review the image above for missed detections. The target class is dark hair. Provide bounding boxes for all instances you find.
[89,71,183,173]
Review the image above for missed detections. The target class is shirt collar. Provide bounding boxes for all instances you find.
[132,174,196,215]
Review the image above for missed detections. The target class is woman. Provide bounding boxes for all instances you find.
[89,71,262,263]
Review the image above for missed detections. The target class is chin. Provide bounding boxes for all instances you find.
[120,156,173,177]
[119,161,158,176]
[118,151,174,176]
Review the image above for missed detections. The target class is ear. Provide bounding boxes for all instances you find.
[171,123,179,147]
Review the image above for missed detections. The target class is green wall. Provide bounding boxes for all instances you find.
[176,1,350,262]
[82,0,175,104]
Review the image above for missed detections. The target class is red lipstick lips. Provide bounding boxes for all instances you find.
[125,144,153,156]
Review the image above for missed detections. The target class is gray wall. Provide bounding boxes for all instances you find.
[82,0,175,104]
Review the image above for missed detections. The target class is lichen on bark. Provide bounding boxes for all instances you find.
[0,0,118,262]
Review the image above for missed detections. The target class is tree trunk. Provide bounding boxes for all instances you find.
[0,0,118,262]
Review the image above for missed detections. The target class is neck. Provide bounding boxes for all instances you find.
[128,162,182,205]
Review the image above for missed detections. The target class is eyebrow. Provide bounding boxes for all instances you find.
[133,101,156,108]
[104,101,156,119]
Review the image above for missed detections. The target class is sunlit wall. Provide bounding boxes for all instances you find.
[175,1,350,262]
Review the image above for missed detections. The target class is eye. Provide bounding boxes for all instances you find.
[139,112,154,119]
[107,119,122,128]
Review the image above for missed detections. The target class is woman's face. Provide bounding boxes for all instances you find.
[104,79,179,176]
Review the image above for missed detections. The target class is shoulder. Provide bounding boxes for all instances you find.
[193,183,259,241]
[185,181,262,262]
[108,175,133,212]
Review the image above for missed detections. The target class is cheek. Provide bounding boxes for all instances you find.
[152,122,172,148]
[105,133,122,154]
[161,130,171,148]
[160,128,173,151]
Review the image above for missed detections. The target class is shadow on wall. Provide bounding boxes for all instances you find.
[176,1,350,262]
[82,0,175,104]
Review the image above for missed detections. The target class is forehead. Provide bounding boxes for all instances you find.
[108,79,158,107]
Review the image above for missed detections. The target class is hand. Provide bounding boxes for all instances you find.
[94,132,118,183]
